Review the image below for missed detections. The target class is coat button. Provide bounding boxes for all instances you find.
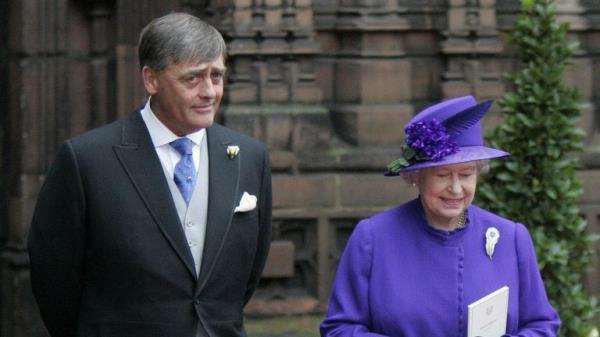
[194,298,201,305]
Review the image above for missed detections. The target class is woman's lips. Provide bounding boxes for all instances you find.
[441,197,463,208]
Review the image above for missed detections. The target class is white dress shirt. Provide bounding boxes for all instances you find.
[140,99,204,177]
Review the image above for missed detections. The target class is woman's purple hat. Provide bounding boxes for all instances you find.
[385,95,510,175]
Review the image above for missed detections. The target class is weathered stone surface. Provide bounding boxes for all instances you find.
[340,174,418,207]
[8,195,39,244]
[244,294,319,316]
[261,240,295,278]
[330,103,414,145]
[579,170,600,204]
[272,174,336,208]
[116,45,146,117]
[334,59,412,103]
[442,0,504,105]
[223,104,332,151]
[270,150,296,172]
[299,146,401,172]
[266,114,294,149]
[581,147,600,169]
[580,204,600,299]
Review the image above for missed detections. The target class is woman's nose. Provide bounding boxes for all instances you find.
[449,176,461,194]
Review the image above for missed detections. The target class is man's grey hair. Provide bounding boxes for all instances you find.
[138,12,227,71]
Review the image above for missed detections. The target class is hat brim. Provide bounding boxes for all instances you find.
[399,146,510,173]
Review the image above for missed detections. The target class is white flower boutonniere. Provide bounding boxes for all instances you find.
[227,145,240,159]
[485,227,500,260]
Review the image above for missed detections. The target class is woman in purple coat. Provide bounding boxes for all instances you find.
[320,96,560,337]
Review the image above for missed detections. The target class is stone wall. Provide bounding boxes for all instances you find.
[0,0,598,335]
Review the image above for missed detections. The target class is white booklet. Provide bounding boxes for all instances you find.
[467,286,509,337]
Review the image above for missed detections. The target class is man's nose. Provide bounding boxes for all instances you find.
[198,77,216,99]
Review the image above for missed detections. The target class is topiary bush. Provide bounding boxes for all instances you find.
[476,0,599,336]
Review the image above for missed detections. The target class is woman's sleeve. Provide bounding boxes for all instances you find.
[504,223,561,337]
[320,219,389,337]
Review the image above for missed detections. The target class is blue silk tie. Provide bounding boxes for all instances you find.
[170,138,196,205]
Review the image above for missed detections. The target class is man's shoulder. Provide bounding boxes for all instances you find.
[72,120,121,142]
[69,111,139,148]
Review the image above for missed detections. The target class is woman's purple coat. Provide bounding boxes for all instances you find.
[321,198,560,337]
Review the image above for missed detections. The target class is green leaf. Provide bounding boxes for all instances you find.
[521,0,535,12]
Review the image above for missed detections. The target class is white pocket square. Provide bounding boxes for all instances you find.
[234,192,257,213]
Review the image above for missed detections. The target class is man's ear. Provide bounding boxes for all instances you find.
[142,66,159,95]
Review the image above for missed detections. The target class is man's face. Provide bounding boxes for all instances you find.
[143,55,226,136]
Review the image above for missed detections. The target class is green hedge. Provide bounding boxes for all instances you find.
[476,1,599,336]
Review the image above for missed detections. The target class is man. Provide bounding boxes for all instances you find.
[28,12,271,337]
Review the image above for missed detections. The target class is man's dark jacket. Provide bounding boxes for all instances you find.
[28,111,272,337]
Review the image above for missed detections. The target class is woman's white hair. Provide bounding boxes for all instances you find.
[401,160,490,185]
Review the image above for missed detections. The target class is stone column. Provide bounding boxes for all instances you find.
[441,0,504,100]
[0,1,119,335]
[208,0,331,173]
[114,0,179,117]
[197,0,332,315]
[311,0,447,310]
[90,2,117,126]
[314,0,446,146]
[3,1,70,335]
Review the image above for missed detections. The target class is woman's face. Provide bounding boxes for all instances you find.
[416,161,478,230]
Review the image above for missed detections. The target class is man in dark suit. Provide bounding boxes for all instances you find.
[28,12,271,337]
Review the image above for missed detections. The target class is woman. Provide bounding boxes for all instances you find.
[320,96,560,337]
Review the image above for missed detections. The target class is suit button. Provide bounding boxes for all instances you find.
[194,299,201,305]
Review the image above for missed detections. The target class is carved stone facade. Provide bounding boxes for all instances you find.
[1,0,599,335]
[441,0,504,99]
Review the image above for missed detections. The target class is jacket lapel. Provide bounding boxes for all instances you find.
[197,125,240,290]
[113,111,197,278]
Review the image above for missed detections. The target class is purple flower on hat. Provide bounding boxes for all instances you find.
[406,120,459,161]
[386,119,459,175]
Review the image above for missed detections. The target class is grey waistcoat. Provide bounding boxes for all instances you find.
[161,136,209,278]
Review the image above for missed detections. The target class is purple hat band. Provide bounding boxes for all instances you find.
[386,96,510,175]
